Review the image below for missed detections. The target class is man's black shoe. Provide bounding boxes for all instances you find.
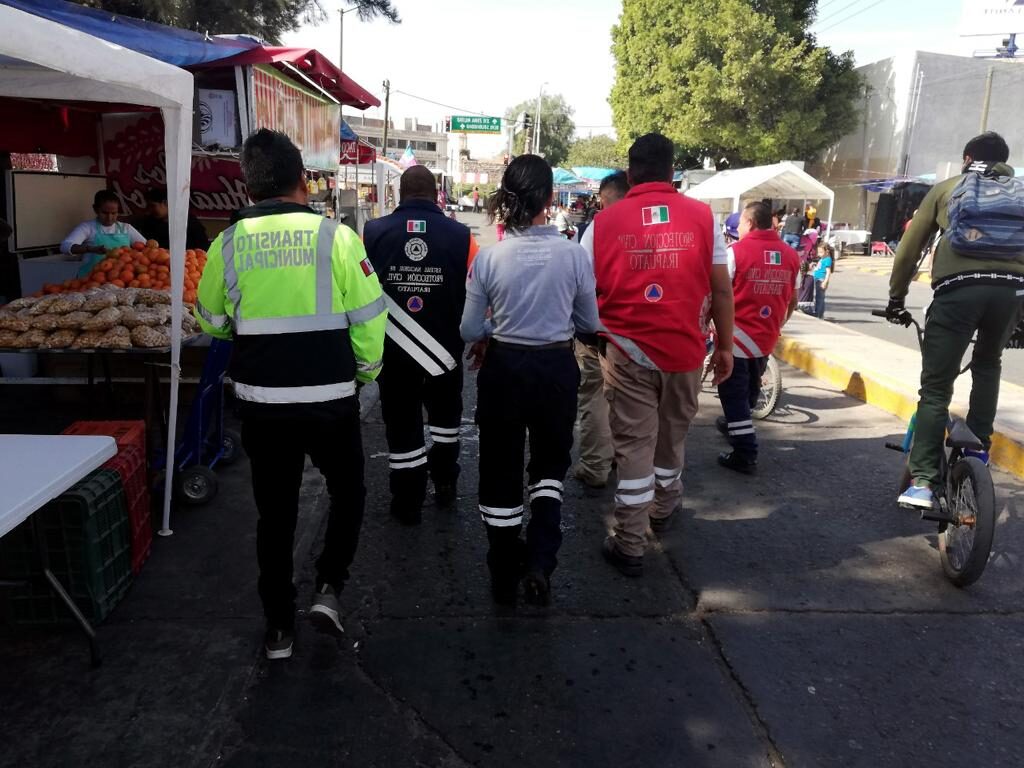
[434,482,457,508]
[715,416,729,437]
[490,577,518,607]
[718,451,757,475]
[522,568,551,606]
[649,505,681,535]
[390,500,422,526]
[602,537,643,578]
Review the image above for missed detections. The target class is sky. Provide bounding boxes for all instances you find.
[283,0,1010,161]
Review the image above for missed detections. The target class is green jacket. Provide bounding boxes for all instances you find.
[890,162,1024,298]
[195,203,386,409]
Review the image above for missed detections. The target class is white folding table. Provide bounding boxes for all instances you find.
[0,434,117,665]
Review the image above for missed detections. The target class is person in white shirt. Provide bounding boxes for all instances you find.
[552,203,572,237]
[60,190,146,277]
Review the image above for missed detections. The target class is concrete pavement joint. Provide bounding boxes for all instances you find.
[197,656,265,768]
[662,548,787,767]
[352,653,477,768]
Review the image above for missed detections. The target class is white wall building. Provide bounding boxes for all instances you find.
[814,51,1024,229]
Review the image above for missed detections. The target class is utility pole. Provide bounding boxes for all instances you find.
[534,83,546,155]
[381,78,391,159]
[980,65,995,132]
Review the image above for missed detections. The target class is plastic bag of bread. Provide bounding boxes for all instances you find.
[0,329,20,346]
[135,288,172,306]
[120,307,164,329]
[181,312,199,334]
[12,329,48,348]
[40,328,78,349]
[28,294,65,315]
[81,292,119,312]
[71,330,105,349]
[47,293,87,314]
[55,311,93,330]
[2,296,39,312]
[0,312,30,332]
[116,288,139,307]
[97,325,132,349]
[81,306,123,331]
[31,313,61,331]
[130,324,171,348]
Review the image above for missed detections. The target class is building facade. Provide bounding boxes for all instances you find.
[813,51,1024,229]
[342,113,449,169]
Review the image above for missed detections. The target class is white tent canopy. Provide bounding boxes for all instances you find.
[0,5,194,535]
[685,161,835,234]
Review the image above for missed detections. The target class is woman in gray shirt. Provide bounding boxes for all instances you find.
[460,154,599,607]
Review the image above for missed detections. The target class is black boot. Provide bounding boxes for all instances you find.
[717,450,757,475]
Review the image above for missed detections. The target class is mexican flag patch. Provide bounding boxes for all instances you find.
[407,220,427,234]
[642,206,670,226]
[764,251,782,265]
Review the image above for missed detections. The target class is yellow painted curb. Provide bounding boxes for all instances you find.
[775,336,1024,480]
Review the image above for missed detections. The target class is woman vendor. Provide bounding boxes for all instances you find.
[60,190,146,277]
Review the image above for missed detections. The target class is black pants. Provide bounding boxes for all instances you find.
[476,343,579,580]
[717,356,768,458]
[377,345,463,515]
[241,402,365,631]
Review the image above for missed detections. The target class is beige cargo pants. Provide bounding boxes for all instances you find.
[574,341,613,484]
[601,344,701,557]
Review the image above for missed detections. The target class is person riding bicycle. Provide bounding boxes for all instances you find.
[886,131,1024,510]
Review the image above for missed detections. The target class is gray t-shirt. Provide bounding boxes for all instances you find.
[460,225,600,345]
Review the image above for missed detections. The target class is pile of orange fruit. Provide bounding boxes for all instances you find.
[40,240,207,304]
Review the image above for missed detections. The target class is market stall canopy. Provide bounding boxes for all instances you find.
[571,167,617,182]
[341,120,359,141]
[0,0,258,66]
[197,47,380,109]
[685,161,834,205]
[0,3,194,534]
[553,168,586,187]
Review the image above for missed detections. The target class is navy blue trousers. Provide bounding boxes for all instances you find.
[717,356,768,458]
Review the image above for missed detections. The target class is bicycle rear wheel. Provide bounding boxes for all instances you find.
[752,356,782,420]
[939,457,996,587]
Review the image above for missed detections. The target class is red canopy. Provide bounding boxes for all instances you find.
[340,139,375,165]
[195,47,380,110]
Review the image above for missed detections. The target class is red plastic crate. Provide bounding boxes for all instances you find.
[101,445,152,574]
[63,420,147,458]
[128,492,152,575]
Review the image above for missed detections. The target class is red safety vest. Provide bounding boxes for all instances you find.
[592,182,716,372]
[730,229,800,359]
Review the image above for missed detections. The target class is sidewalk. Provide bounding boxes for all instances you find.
[776,312,1024,478]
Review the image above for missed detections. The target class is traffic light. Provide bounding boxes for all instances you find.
[522,112,533,131]
[444,117,451,132]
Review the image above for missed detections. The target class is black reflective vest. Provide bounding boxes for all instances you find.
[363,198,472,375]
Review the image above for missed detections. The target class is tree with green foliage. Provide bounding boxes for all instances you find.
[505,94,576,168]
[567,135,626,169]
[75,0,399,45]
[610,0,861,167]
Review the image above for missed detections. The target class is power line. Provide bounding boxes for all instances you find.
[814,0,869,27]
[817,0,887,33]
[391,89,492,117]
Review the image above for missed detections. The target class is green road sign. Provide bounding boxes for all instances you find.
[449,115,502,134]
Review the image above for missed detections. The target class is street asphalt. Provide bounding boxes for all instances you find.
[3,215,1024,767]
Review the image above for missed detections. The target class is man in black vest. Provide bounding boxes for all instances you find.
[364,166,479,524]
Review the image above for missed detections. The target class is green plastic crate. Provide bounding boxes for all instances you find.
[1,469,133,625]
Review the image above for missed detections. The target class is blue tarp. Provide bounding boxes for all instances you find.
[553,168,584,186]
[1,0,258,67]
[340,120,358,141]
[572,166,617,181]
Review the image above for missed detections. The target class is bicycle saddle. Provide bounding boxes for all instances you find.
[946,419,984,451]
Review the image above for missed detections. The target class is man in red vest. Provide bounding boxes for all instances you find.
[717,201,800,473]
[584,133,735,577]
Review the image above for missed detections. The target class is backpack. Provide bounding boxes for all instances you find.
[946,162,1024,260]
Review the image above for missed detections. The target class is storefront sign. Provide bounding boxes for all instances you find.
[960,0,1024,36]
[252,65,341,171]
[103,113,248,221]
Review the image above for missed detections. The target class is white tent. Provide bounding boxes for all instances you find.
[685,161,835,235]
[0,5,193,535]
